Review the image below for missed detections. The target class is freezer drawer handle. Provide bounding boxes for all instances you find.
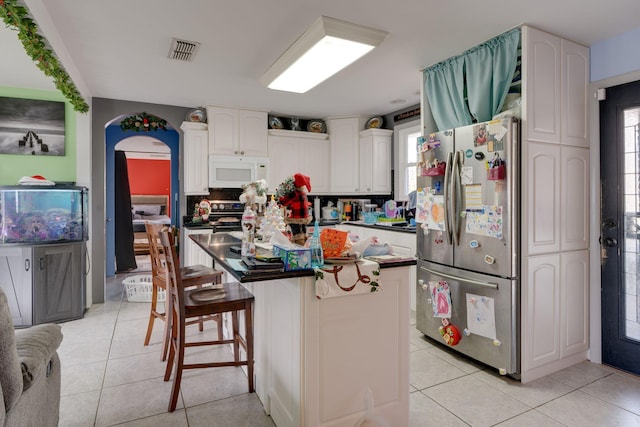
[420,266,499,290]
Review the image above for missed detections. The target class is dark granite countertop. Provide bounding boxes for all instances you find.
[340,221,417,234]
[189,233,415,283]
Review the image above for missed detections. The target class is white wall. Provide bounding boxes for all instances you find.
[591,27,640,82]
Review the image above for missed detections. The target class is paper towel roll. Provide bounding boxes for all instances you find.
[314,198,321,220]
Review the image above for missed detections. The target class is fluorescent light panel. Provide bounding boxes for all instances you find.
[261,16,387,93]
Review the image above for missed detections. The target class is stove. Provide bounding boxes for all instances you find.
[184,200,244,232]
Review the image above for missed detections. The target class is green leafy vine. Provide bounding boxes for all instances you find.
[1,0,90,113]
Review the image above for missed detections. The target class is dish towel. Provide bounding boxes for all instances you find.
[314,259,381,299]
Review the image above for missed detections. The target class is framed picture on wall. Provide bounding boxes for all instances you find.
[0,96,65,156]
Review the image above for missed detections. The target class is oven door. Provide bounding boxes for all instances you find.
[416,259,519,376]
[209,215,242,232]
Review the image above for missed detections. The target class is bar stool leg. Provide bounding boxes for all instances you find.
[232,311,240,363]
[143,283,158,346]
[161,290,172,361]
[164,308,177,382]
[168,316,186,412]
[246,301,254,393]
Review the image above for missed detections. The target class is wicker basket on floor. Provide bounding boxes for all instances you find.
[123,275,165,303]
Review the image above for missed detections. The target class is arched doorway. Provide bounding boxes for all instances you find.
[105,117,179,277]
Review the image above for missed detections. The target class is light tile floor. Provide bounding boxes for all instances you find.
[57,273,640,426]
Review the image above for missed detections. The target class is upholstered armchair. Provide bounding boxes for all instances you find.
[0,288,62,427]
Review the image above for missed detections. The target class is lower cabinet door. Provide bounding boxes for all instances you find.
[0,247,33,326]
[33,243,84,324]
[523,254,561,370]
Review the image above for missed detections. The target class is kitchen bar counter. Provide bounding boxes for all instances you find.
[189,233,415,283]
[188,233,412,427]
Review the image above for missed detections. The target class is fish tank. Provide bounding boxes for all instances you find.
[0,185,88,244]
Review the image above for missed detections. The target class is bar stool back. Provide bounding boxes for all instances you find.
[143,222,223,360]
[158,229,254,412]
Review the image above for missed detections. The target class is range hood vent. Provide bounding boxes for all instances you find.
[168,38,201,62]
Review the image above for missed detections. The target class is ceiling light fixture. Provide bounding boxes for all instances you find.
[261,16,388,93]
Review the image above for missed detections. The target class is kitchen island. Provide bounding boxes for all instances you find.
[190,233,415,427]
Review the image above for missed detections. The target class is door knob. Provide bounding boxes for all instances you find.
[602,218,617,228]
[603,237,618,247]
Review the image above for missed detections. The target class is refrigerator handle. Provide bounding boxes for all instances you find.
[444,151,453,244]
[419,266,499,290]
[451,150,462,245]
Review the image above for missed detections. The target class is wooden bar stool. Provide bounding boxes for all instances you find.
[143,222,223,361]
[158,229,254,412]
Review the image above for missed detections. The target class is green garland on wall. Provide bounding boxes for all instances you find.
[120,112,167,132]
[0,0,90,113]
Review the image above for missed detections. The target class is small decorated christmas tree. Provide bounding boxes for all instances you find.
[258,195,286,242]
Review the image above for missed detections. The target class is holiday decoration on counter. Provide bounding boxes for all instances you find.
[120,112,168,132]
[239,178,268,208]
[277,173,312,245]
[241,205,256,256]
[257,195,286,242]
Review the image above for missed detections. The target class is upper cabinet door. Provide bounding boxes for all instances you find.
[523,141,561,255]
[239,109,268,157]
[301,138,331,194]
[328,117,361,194]
[267,135,300,194]
[523,26,561,144]
[561,39,590,148]
[181,122,209,195]
[359,129,392,194]
[560,146,590,251]
[208,106,239,155]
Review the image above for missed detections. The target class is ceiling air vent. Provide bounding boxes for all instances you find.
[168,38,201,62]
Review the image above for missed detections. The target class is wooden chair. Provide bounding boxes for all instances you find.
[158,229,255,412]
[143,222,223,361]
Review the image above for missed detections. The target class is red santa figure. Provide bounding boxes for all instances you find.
[278,173,312,245]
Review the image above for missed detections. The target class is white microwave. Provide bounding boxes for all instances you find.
[208,155,269,188]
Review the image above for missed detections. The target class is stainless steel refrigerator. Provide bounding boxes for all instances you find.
[415,116,520,376]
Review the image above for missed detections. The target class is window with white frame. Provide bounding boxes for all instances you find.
[394,120,421,200]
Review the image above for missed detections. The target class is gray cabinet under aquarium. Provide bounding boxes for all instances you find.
[0,185,88,326]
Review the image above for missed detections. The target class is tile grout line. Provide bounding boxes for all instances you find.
[94,287,126,427]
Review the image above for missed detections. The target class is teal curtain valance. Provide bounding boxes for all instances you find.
[423,56,471,131]
[423,28,520,131]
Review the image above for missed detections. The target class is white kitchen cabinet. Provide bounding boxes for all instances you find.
[267,129,330,194]
[519,25,590,383]
[359,129,393,194]
[522,250,589,382]
[522,26,589,256]
[181,122,209,195]
[524,143,589,255]
[327,117,392,195]
[207,106,268,157]
[183,228,214,268]
[523,26,589,149]
[327,117,362,194]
